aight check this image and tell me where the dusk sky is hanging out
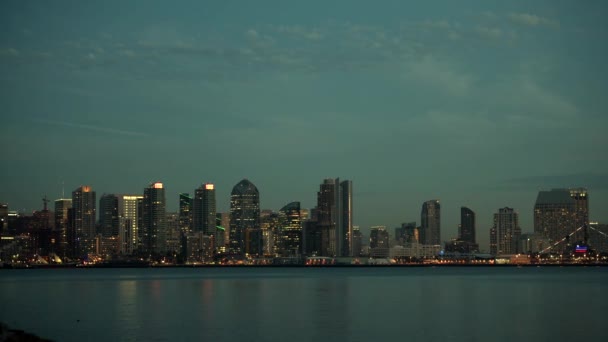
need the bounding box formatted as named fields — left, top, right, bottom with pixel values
left=1, top=1, right=607, bottom=250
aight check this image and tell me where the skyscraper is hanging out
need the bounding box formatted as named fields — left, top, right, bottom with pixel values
left=340, top=180, right=353, bottom=257
left=229, top=179, right=260, bottom=256
left=142, top=182, right=166, bottom=255
left=460, top=207, right=476, bottom=244
left=278, top=201, right=303, bottom=257
left=421, top=200, right=440, bottom=245
left=178, top=193, right=192, bottom=234
left=493, top=207, right=520, bottom=255
left=192, top=184, right=216, bottom=236
left=54, top=198, right=72, bottom=257
left=72, top=186, right=96, bottom=254
left=369, top=226, right=389, bottom=258
left=316, top=178, right=353, bottom=257
left=99, top=194, right=119, bottom=237
left=118, top=195, right=143, bottom=255
left=534, top=188, right=588, bottom=243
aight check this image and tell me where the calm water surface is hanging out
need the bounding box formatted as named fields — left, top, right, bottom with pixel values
left=1, top=267, right=607, bottom=342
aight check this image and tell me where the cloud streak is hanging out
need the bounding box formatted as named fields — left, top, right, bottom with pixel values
left=32, top=118, right=148, bottom=137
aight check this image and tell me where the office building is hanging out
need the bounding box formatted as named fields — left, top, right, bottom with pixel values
left=99, top=194, right=119, bottom=237
left=460, top=207, right=476, bottom=244
left=369, top=226, right=389, bottom=258
left=192, top=184, right=216, bottom=236
left=118, top=195, right=143, bottom=255
left=421, top=200, right=441, bottom=245
left=54, top=199, right=72, bottom=257
left=178, top=193, right=192, bottom=234
left=493, top=207, right=520, bottom=255
left=534, top=188, right=588, bottom=244
left=72, top=186, right=96, bottom=254
left=316, top=178, right=353, bottom=257
left=278, top=201, right=303, bottom=257
left=142, top=182, right=167, bottom=255
left=229, top=179, right=260, bottom=256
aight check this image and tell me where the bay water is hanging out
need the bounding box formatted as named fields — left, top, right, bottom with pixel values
left=1, top=267, right=606, bottom=341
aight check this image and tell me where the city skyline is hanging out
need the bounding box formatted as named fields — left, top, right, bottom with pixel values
left=0, top=179, right=601, bottom=252
left=1, top=1, right=607, bottom=249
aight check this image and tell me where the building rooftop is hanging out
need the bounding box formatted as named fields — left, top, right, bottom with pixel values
left=535, top=189, right=574, bottom=205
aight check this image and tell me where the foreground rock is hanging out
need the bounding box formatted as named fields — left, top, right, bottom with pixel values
left=0, top=323, right=52, bottom=342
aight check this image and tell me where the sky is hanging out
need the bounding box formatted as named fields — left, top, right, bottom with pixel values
left=1, top=0, right=607, bottom=251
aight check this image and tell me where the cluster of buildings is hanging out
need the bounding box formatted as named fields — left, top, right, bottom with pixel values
left=1, top=181, right=607, bottom=266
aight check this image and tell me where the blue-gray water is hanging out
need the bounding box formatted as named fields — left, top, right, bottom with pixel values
left=1, top=267, right=607, bottom=342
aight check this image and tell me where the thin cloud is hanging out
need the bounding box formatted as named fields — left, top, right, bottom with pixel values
left=33, top=118, right=148, bottom=137
left=507, top=12, right=559, bottom=28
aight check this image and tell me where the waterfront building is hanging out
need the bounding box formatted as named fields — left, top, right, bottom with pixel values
left=178, top=193, right=192, bottom=234
left=534, top=188, right=588, bottom=244
left=278, top=201, right=303, bottom=257
left=316, top=178, right=353, bottom=257
left=192, top=184, right=216, bottom=237
left=421, top=200, right=440, bottom=245
left=352, top=226, right=362, bottom=257
left=369, top=226, right=389, bottom=258
left=492, top=207, right=521, bottom=255
left=460, top=207, right=476, bottom=244
left=519, top=233, right=551, bottom=254
left=99, top=194, right=119, bottom=237
left=72, top=186, right=96, bottom=255
left=54, top=199, right=72, bottom=257
left=229, top=179, right=260, bottom=256
left=142, top=182, right=167, bottom=255
left=117, top=195, right=143, bottom=255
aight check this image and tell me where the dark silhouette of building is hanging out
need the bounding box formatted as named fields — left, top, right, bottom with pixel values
left=99, top=194, right=119, bottom=237
left=192, top=184, right=216, bottom=237
left=229, top=179, right=260, bottom=256
left=421, top=200, right=440, bottom=245
left=141, top=182, right=167, bottom=255
left=369, top=226, right=389, bottom=258
left=72, top=186, right=96, bottom=254
left=460, top=207, right=476, bottom=244
left=316, top=178, right=353, bottom=257
left=178, top=193, right=192, bottom=234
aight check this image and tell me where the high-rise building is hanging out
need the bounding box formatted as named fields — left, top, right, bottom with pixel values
left=192, top=184, right=216, bottom=237
left=492, top=207, right=520, bottom=255
left=216, top=212, right=229, bottom=251
left=352, top=226, right=362, bottom=257
left=278, top=201, right=303, bottom=257
left=369, top=226, right=389, bottom=258
left=316, top=178, right=353, bottom=257
left=118, top=195, right=143, bottom=255
left=72, top=186, right=96, bottom=254
left=178, top=193, right=192, bottom=234
left=534, top=188, right=588, bottom=244
left=0, top=203, right=8, bottom=235
left=142, top=182, right=167, bottom=255
left=54, top=199, right=72, bottom=257
left=99, top=194, right=119, bottom=237
left=421, top=200, right=441, bottom=245
left=340, top=180, right=353, bottom=257
left=460, top=207, right=475, bottom=244
left=229, top=179, right=260, bottom=256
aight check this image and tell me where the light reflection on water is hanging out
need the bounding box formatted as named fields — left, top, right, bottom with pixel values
left=1, top=267, right=607, bottom=342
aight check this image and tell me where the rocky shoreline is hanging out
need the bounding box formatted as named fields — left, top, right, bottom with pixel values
left=0, top=323, right=51, bottom=342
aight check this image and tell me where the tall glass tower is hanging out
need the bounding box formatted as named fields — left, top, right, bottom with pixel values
left=142, top=182, right=166, bottom=255
left=421, top=200, right=440, bottom=245
left=229, top=179, right=260, bottom=256
left=193, top=184, right=216, bottom=236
